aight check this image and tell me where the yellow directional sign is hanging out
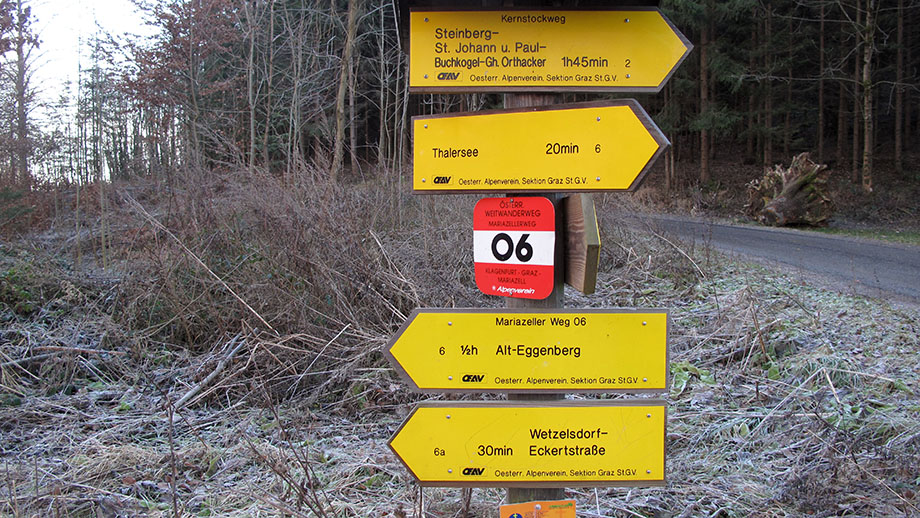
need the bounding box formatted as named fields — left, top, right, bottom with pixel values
left=413, top=100, right=668, bottom=193
left=409, top=9, right=692, bottom=93
left=385, top=308, right=668, bottom=392
left=388, top=401, right=667, bottom=487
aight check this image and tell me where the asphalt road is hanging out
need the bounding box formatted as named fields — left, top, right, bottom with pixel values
left=635, top=215, right=920, bottom=303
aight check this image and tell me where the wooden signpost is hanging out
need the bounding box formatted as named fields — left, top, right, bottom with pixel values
left=387, top=0, right=690, bottom=508
left=413, top=101, right=668, bottom=193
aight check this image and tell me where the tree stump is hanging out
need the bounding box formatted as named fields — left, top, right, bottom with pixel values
left=745, top=153, right=834, bottom=227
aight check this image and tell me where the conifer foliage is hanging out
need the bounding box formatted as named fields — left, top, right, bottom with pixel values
left=659, top=0, right=917, bottom=190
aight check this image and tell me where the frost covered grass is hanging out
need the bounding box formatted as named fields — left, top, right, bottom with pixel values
left=1, top=179, right=918, bottom=517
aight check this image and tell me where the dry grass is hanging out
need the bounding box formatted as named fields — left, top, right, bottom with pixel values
left=1, top=166, right=919, bottom=517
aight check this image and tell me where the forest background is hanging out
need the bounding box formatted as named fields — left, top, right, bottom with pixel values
left=0, top=0, right=917, bottom=204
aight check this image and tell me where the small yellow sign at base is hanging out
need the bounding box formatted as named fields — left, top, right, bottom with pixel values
left=501, top=499, right=576, bottom=518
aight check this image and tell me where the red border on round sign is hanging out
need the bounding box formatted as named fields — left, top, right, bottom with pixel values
left=473, top=197, right=555, bottom=300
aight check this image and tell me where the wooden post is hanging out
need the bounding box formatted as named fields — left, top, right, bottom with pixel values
left=504, top=92, right=566, bottom=504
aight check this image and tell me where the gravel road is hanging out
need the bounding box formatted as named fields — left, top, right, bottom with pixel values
left=635, top=215, right=920, bottom=303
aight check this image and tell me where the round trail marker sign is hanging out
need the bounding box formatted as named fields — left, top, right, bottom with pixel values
left=473, top=197, right=555, bottom=300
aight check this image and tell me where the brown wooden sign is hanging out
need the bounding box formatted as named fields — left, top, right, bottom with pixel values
left=563, top=194, right=600, bottom=295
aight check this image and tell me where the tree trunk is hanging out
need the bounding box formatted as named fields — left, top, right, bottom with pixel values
left=664, top=82, right=672, bottom=193
left=861, top=0, right=877, bottom=193
left=263, top=0, right=275, bottom=170
left=763, top=5, right=773, bottom=169
left=376, top=3, right=388, bottom=169
left=669, top=138, right=676, bottom=190
left=397, top=55, right=410, bottom=170
left=836, top=80, right=846, bottom=167
left=895, top=0, right=904, bottom=175
left=186, top=0, right=202, bottom=166
left=699, top=3, right=710, bottom=184
left=13, top=0, right=30, bottom=187
left=907, top=5, right=914, bottom=150
left=746, top=88, right=755, bottom=162
left=332, top=0, right=359, bottom=181
left=903, top=9, right=920, bottom=149
left=283, top=4, right=304, bottom=182
left=851, top=0, right=862, bottom=184
left=247, top=2, right=256, bottom=173
left=784, top=20, right=792, bottom=160
left=349, top=43, right=359, bottom=177
left=817, top=3, right=825, bottom=164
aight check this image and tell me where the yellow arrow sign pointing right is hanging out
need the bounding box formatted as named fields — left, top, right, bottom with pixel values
left=413, top=100, right=668, bottom=193
left=409, top=9, right=692, bottom=93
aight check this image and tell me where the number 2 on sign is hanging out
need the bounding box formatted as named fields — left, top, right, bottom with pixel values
left=491, top=233, right=533, bottom=262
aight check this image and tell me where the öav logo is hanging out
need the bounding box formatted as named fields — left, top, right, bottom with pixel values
left=437, top=72, right=460, bottom=80
left=462, top=467, right=485, bottom=476
left=433, top=176, right=451, bottom=184
left=461, top=374, right=485, bottom=383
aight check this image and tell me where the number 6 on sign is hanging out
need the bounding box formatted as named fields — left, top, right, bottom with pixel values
left=491, top=233, right=533, bottom=262
left=473, top=197, right=555, bottom=300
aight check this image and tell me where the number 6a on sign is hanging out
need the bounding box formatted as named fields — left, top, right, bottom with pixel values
left=473, top=197, right=555, bottom=300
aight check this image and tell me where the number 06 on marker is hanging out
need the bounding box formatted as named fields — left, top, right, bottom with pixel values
left=473, top=197, right=555, bottom=300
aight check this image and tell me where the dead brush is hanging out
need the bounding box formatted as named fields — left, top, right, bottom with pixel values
left=106, top=165, right=485, bottom=409
left=590, top=196, right=706, bottom=313
left=4, top=168, right=920, bottom=517
left=243, top=388, right=340, bottom=518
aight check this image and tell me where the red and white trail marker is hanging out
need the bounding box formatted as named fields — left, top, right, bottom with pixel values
left=473, top=197, right=555, bottom=300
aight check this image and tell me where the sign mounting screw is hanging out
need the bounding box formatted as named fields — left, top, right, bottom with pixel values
left=625, top=18, right=630, bottom=23
left=424, top=74, right=429, bottom=79
left=448, top=376, right=453, bottom=380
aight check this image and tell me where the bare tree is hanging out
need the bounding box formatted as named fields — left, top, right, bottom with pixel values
left=894, top=0, right=904, bottom=175
left=8, top=0, right=37, bottom=187
left=859, top=0, right=878, bottom=192
left=333, top=0, right=360, bottom=180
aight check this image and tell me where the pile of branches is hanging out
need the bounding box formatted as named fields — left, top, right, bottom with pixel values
left=745, top=152, right=835, bottom=226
